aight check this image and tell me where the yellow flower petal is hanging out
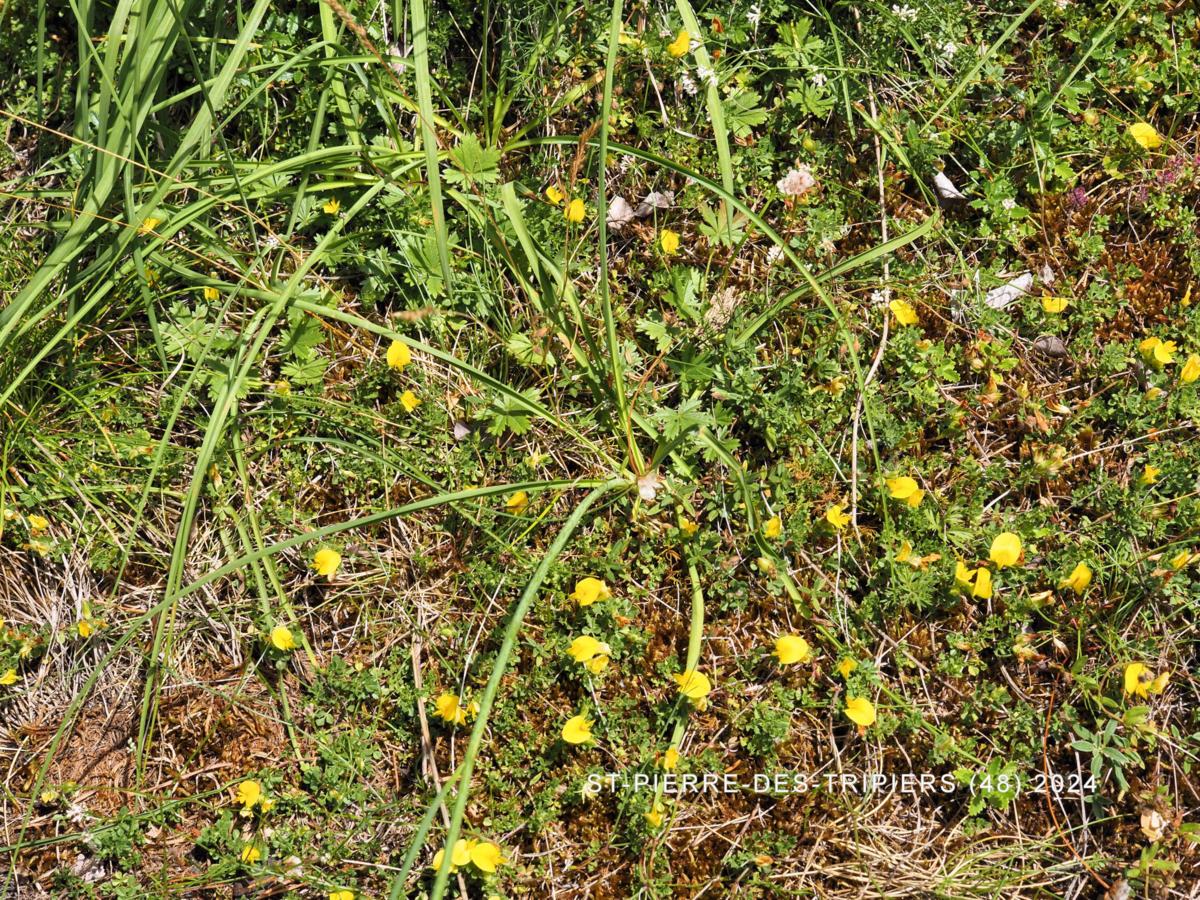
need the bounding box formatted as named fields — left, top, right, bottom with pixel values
left=763, top=516, right=782, bottom=539
left=0, top=669, right=17, bottom=686
left=1180, top=354, right=1200, bottom=384
left=400, top=390, right=421, bottom=413
left=469, top=840, right=505, bottom=873
left=431, top=838, right=473, bottom=871
left=661, top=747, right=680, bottom=771
left=329, top=891, right=355, bottom=900
left=773, top=635, right=812, bottom=666
left=270, top=625, right=297, bottom=652
left=545, top=185, right=565, bottom=206
left=236, top=780, right=262, bottom=809
left=241, top=845, right=261, bottom=863
left=844, top=696, right=876, bottom=727
left=323, top=198, right=341, bottom=215
left=1061, top=562, right=1092, bottom=594
left=825, top=504, right=851, bottom=530
left=27, top=514, right=49, bottom=535
left=1128, top=122, right=1162, bottom=150
left=312, top=547, right=342, bottom=578
left=1041, top=295, right=1069, bottom=314
left=667, top=28, right=690, bottom=57
left=569, top=577, right=611, bottom=607
left=673, top=669, right=712, bottom=702
left=660, top=229, right=681, bottom=254
left=568, top=635, right=613, bottom=673
left=1140, top=465, right=1160, bottom=486
left=1124, top=662, right=1151, bottom=698
left=562, top=714, right=594, bottom=745
left=888, top=299, right=919, bottom=326
left=989, top=532, right=1023, bottom=568
left=565, top=198, right=586, bottom=223
left=386, top=339, right=412, bottom=369
left=505, top=490, right=529, bottom=513
left=971, top=566, right=992, bottom=599
left=886, top=477, right=922, bottom=508
left=836, top=658, right=857, bottom=679
left=435, top=692, right=471, bottom=726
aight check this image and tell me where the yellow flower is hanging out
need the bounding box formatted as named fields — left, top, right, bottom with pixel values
left=545, top=185, right=566, bottom=206
left=836, top=658, right=857, bottom=679
left=469, top=840, right=506, bottom=873
left=1061, top=562, right=1092, bottom=594
left=1140, top=465, right=1160, bottom=486
left=644, top=801, right=666, bottom=828
left=77, top=620, right=93, bottom=638
left=971, top=566, right=993, bottom=600
left=565, top=198, right=586, bottom=223
left=240, top=845, right=261, bottom=863
left=236, top=780, right=263, bottom=809
left=569, top=577, right=611, bottom=607
left=1128, top=122, right=1162, bottom=149
left=138, top=216, right=162, bottom=235
left=1150, top=671, right=1170, bottom=693
left=673, top=669, right=712, bottom=704
left=203, top=286, right=220, bottom=301
left=270, top=624, right=297, bottom=652
left=660, top=229, right=681, bottom=254
left=844, top=696, right=876, bottom=728
left=312, top=547, right=342, bottom=578
left=661, top=747, right=680, bottom=771
left=774, top=635, right=812, bottom=666
left=667, top=28, right=691, bottom=57
left=323, top=198, right=341, bottom=215
left=386, top=338, right=412, bottom=369
left=888, top=299, right=919, bottom=326
left=678, top=517, right=698, bottom=537
left=562, top=713, right=594, bottom=745
left=763, top=516, right=782, bottom=539
left=505, top=490, right=530, bottom=514
left=954, top=560, right=975, bottom=593
left=824, top=504, right=851, bottom=530
left=886, top=476, right=923, bottom=508
left=568, top=635, right=613, bottom=674
left=400, top=390, right=421, bottom=413
left=0, top=668, right=17, bottom=686
left=1124, top=662, right=1153, bottom=697
left=434, top=692, right=476, bottom=726
left=329, top=891, right=355, bottom=900
left=431, top=839, right=472, bottom=872
left=27, top=514, right=49, bottom=535
left=1181, top=354, right=1200, bottom=384
left=1170, top=550, right=1192, bottom=570
left=1139, top=336, right=1177, bottom=367
left=989, top=532, right=1023, bottom=568
left=1041, top=296, right=1069, bottom=314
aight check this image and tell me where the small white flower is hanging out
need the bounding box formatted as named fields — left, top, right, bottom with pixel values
left=680, top=72, right=698, bottom=95
left=747, top=4, right=762, bottom=26
left=870, top=288, right=892, bottom=306
left=941, top=41, right=957, bottom=59
left=1001, top=198, right=1017, bottom=210
left=696, top=65, right=717, bottom=88
left=637, top=471, right=663, bottom=502
left=891, top=4, right=918, bottom=22
left=776, top=165, right=817, bottom=197
left=810, top=72, right=828, bottom=88
left=766, top=245, right=784, bottom=266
